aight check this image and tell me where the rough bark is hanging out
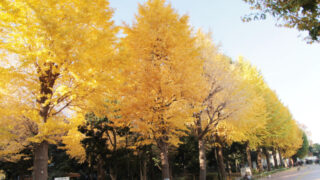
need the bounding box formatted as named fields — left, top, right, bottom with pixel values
left=217, top=146, right=227, bottom=180
left=33, top=141, right=48, bottom=180
left=19, top=174, right=24, bottom=180
left=140, top=154, right=147, bottom=180
left=226, top=160, right=231, bottom=175
left=34, top=62, right=59, bottom=179
left=263, top=148, right=271, bottom=171
left=278, top=148, right=284, bottom=167
left=198, top=138, right=207, bottom=180
left=169, top=161, right=173, bottom=180
left=97, top=158, right=106, bottom=180
left=160, top=141, right=170, bottom=180
left=109, top=166, right=117, bottom=180
left=235, top=159, right=239, bottom=172
left=195, top=113, right=207, bottom=180
left=272, top=148, right=278, bottom=169
left=127, top=152, right=131, bottom=179
left=183, top=159, right=187, bottom=179
left=256, top=148, right=263, bottom=172
left=149, top=147, right=154, bottom=180
left=245, top=143, right=252, bottom=170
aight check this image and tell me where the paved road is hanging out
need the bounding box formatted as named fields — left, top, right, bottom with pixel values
left=260, top=165, right=320, bottom=180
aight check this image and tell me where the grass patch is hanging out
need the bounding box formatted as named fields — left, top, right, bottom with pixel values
left=253, top=167, right=290, bottom=179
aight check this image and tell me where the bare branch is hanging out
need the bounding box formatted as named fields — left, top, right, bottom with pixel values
left=51, top=100, right=72, bottom=116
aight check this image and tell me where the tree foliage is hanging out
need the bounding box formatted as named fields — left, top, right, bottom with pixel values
left=294, top=131, right=309, bottom=159
left=0, top=0, right=306, bottom=179
left=243, top=0, right=320, bottom=42
left=310, top=143, right=320, bottom=158
left=120, top=0, right=205, bottom=178
left=121, top=0, right=205, bottom=146
left=0, top=0, right=118, bottom=178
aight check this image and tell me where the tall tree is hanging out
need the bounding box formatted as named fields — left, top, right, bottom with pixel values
left=234, top=58, right=268, bottom=170
left=256, top=87, right=303, bottom=169
left=293, top=131, right=309, bottom=160
left=193, top=31, right=248, bottom=180
left=121, top=0, right=205, bottom=179
left=270, top=112, right=303, bottom=162
left=261, top=88, right=287, bottom=170
left=0, top=0, right=117, bottom=179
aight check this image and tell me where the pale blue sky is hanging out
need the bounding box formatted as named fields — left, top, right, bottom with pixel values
left=109, top=0, right=320, bottom=143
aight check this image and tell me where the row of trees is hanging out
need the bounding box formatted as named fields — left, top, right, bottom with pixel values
left=0, top=0, right=303, bottom=179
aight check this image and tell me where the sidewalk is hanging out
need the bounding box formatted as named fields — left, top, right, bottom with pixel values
left=257, top=166, right=313, bottom=179
left=233, top=167, right=298, bottom=180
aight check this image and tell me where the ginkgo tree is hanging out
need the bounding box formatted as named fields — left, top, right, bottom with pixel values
left=261, top=88, right=287, bottom=170
left=0, top=0, right=306, bottom=179
left=268, top=103, right=302, bottom=167
left=234, top=58, right=268, bottom=170
left=120, top=0, right=205, bottom=179
left=0, top=69, right=32, bottom=163
left=0, top=0, right=118, bottom=179
left=192, top=31, right=251, bottom=180
left=282, top=124, right=304, bottom=159
left=250, top=85, right=303, bottom=171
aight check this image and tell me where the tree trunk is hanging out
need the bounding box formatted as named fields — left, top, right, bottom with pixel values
left=226, top=160, right=231, bottom=175
left=245, top=143, right=252, bottom=170
left=263, top=148, right=271, bottom=171
left=34, top=62, right=59, bottom=180
left=149, top=146, right=154, bottom=180
left=140, top=154, right=147, bottom=180
left=139, top=149, right=147, bottom=180
left=272, top=148, right=278, bottom=169
left=217, top=146, right=226, bottom=180
left=169, top=160, right=173, bottom=180
left=33, top=141, right=48, bottom=180
left=97, top=158, right=106, bottom=180
left=183, top=157, right=187, bottom=179
left=199, top=138, right=206, bottom=180
left=160, top=141, right=170, bottom=180
left=278, top=148, right=284, bottom=167
left=110, top=166, right=117, bottom=180
left=196, top=113, right=207, bottom=180
left=89, top=174, right=94, bottom=180
left=256, top=148, right=263, bottom=172
left=235, top=159, right=239, bottom=172
left=89, top=165, right=94, bottom=180
left=290, top=158, right=294, bottom=167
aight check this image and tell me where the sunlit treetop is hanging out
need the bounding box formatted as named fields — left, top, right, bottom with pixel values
left=228, top=58, right=269, bottom=149
left=0, top=0, right=119, bottom=158
left=120, top=0, right=206, bottom=147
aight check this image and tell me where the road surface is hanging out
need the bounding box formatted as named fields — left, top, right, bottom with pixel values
left=260, top=165, right=320, bottom=180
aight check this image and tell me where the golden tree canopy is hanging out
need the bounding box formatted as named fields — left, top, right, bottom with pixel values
left=120, top=0, right=205, bottom=147
left=0, top=0, right=118, bottom=159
